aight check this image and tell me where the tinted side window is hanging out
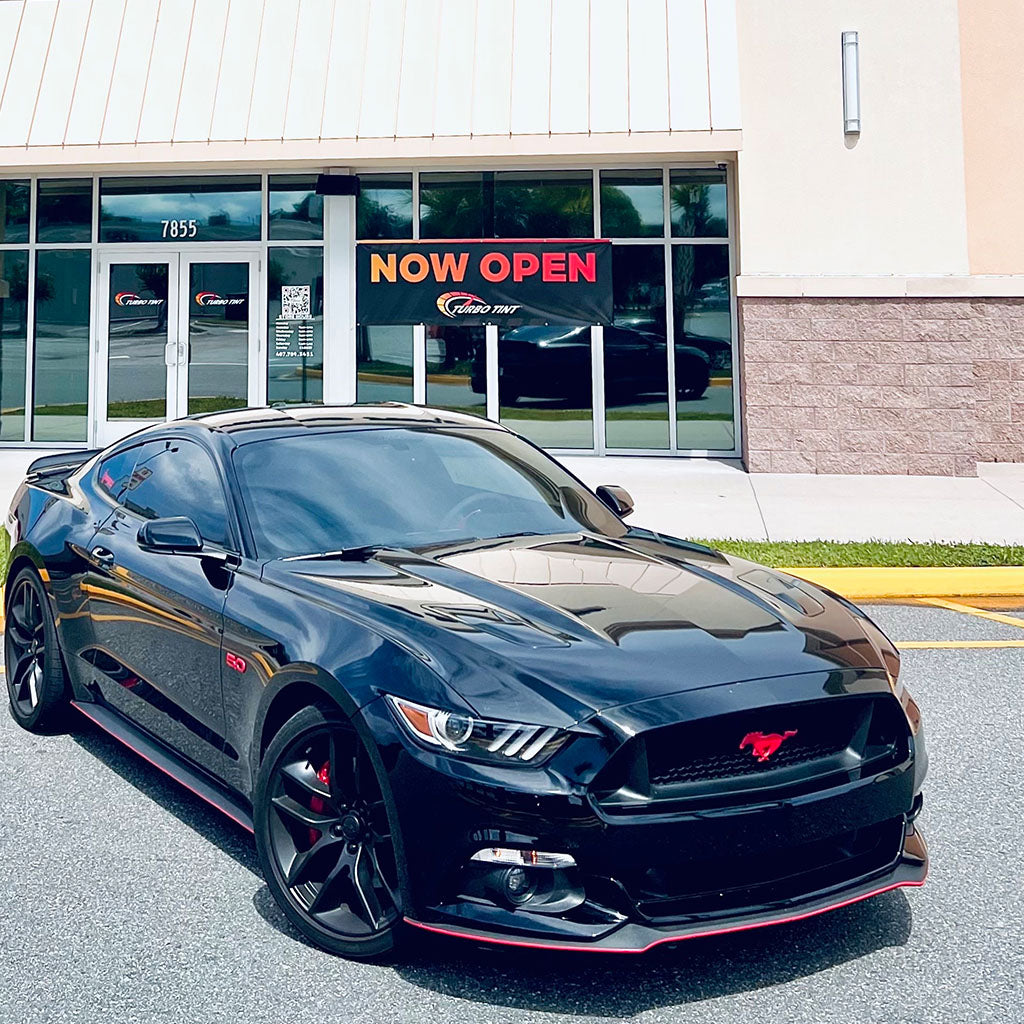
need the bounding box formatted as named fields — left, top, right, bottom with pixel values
left=97, top=447, right=143, bottom=502
left=119, top=438, right=232, bottom=548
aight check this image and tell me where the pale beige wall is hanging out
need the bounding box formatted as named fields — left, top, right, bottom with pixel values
left=959, top=0, right=1024, bottom=274
left=735, top=1, right=969, bottom=280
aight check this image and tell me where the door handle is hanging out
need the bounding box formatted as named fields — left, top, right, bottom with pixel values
left=90, top=546, right=116, bottom=568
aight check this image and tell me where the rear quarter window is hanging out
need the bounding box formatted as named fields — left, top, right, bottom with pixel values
left=96, top=447, right=141, bottom=502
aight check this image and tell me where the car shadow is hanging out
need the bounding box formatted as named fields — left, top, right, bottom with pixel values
left=68, top=715, right=261, bottom=876
left=67, top=714, right=916, bottom=1014
left=391, top=893, right=914, bottom=1015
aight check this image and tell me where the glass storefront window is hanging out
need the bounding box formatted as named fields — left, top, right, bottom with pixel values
left=268, top=247, right=323, bottom=405
left=498, top=326, right=593, bottom=450
left=357, top=325, right=414, bottom=403
left=600, top=170, right=664, bottom=238
left=425, top=325, right=486, bottom=416
left=33, top=250, right=91, bottom=441
left=0, top=249, right=28, bottom=440
left=670, top=170, right=728, bottom=238
left=357, top=174, right=413, bottom=239
left=0, top=180, right=30, bottom=244
left=493, top=171, right=593, bottom=237
left=100, top=176, right=261, bottom=243
left=268, top=175, right=323, bottom=240
left=605, top=246, right=668, bottom=450
left=673, top=244, right=734, bottom=451
left=37, top=179, right=93, bottom=242
left=420, top=173, right=488, bottom=239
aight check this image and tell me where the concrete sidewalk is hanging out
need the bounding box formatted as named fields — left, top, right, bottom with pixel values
left=562, top=458, right=1024, bottom=544
left=3, top=448, right=1024, bottom=545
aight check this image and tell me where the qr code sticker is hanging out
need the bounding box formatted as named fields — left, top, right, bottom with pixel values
left=281, top=285, right=311, bottom=320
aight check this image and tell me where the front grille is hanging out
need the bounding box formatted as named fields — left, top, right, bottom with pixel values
left=594, top=694, right=908, bottom=811
left=629, top=817, right=905, bottom=921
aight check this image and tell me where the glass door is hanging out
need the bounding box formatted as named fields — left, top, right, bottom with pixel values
left=95, top=252, right=260, bottom=447
left=96, top=254, right=179, bottom=447
left=178, top=256, right=259, bottom=417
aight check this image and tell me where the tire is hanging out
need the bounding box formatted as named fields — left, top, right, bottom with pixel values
left=254, top=705, right=401, bottom=959
left=4, top=566, right=69, bottom=732
left=676, top=359, right=711, bottom=401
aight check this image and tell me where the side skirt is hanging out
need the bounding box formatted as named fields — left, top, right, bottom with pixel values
left=71, top=700, right=255, bottom=834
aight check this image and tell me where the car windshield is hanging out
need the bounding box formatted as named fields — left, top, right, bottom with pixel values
left=232, top=426, right=626, bottom=559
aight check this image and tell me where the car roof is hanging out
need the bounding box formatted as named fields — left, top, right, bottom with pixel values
left=117, top=403, right=504, bottom=448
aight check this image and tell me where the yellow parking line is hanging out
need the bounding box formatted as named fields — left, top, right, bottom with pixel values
left=917, top=597, right=1024, bottom=630
left=896, top=640, right=1024, bottom=649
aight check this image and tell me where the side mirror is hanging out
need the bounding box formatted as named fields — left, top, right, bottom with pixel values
left=596, top=484, right=634, bottom=518
left=138, top=516, right=204, bottom=554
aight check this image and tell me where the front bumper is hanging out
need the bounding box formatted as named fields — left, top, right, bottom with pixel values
left=362, top=686, right=928, bottom=953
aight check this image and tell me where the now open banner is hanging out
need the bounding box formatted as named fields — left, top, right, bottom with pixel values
left=356, top=240, right=612, bottom=326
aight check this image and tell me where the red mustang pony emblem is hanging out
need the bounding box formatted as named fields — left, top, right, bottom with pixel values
left=739, top=730, right=798, bottom=762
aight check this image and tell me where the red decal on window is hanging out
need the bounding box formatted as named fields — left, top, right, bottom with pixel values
left=225, top=652, right=247, bottom=673
left=101, top=472, right=115, bottom=489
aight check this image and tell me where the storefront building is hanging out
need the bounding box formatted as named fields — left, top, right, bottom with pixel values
left=0, top=0, right=1020, bottom=474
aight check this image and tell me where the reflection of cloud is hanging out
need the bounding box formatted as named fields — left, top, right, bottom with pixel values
left=102, top=193, right=259, bottom=224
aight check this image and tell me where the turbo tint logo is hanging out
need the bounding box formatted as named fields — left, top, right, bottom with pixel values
left=195, top=291, right=245, bottom=307
left=436, top=291, right=521, bottom=318
left=114, top=291, right=164, bottom=307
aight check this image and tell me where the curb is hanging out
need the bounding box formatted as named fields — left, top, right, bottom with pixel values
left=781, top=565, right=1024, bottom=600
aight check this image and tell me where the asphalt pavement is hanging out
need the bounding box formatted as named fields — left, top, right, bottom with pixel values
left=0, top=601, right=1021, bottom=1024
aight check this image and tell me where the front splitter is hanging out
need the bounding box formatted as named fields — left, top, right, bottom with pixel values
left=405, top=838, right=928, bottom=954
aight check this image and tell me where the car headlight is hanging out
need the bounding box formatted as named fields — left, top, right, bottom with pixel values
left=384, top=695, right=567, bottom=764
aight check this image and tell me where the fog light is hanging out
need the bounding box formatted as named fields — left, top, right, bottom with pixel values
left=502, top=866, right=537, bottom=905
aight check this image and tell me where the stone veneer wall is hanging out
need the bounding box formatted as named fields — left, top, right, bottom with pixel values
left=739, top=296, right=1024, bottom=476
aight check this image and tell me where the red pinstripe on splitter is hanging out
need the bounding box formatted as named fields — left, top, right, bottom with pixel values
left=404, top=878, right=927, bottom=954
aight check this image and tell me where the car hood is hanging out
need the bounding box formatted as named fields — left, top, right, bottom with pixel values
left=267, top=533, right=891, bottom=727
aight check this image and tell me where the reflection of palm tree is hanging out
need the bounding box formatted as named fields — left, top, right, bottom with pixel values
left=358, top=196, right=409, bottom=239
left=670, top=183, right=726, bottom=237
left=136, top=264, right=169, bottom=333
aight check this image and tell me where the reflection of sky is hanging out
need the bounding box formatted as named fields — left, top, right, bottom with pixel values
left=608, top=184, right=663, bottom=233
left=101, top=192, right=260, bottom=226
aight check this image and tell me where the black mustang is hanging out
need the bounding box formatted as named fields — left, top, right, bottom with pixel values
left=4, top=405, right=927, bottom=958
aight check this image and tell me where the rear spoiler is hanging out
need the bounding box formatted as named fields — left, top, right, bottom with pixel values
left=26, top=449, right=102, bottom=482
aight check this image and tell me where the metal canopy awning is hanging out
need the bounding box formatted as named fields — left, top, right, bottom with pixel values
left=0, top=0, right=740, bottom=170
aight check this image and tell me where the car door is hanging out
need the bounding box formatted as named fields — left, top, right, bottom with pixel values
left=83, top=436, right=237, bottom=781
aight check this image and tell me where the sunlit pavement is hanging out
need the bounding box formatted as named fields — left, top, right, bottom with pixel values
left=0, top=599, right=1021, bottom=1024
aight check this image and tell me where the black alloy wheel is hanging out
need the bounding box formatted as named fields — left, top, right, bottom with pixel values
left=4, top=567, right=68, bottom=730
left=254, top=706, right=400, bottom=958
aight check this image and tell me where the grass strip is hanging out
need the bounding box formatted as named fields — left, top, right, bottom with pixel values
left=698, top=538, right=1024, bottom=568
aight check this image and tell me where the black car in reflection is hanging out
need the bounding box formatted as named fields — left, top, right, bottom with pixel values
left=5, top=405, right=927, bottom=959
left=472, top=325, right=723, bottom=406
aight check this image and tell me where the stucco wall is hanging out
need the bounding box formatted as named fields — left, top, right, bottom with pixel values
left=958, top=0, right=1024, bottom=275
left=734, top=0, right=969, bottom=279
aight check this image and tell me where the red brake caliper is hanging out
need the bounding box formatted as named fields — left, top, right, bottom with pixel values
left=308, top=761, right=330, bottom=848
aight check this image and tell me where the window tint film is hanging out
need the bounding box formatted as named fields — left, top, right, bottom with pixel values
left=670, top=170, right=728, bottom=238
left=97, top=446, right=142, bottom=502
left=0, top=249, right=28, bottom=440
left=233, top=427, right=624, bottom=559
left=37, top=179, right=93, bottom=242
left=0, top=180, right=30, bottom=244
left=33, top=250, right=91, bottom=442
left=357, top=174, right=413, bottom=239
left=357, top=325, right=413, bottom=403
left=119, top=438, right=231, bottom=548
left=268, top=247, right=324, bottom=404
left=600, top=170, right=663, bottom=238
left=268, top=175, right=323, bottom=240
left=100, top=176, right=261, bottom=242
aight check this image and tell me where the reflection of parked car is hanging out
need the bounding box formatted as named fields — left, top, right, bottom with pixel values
left=471, top=325, right=711, bottom=406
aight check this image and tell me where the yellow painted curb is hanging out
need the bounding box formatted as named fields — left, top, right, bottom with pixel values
left=781, top=566, right=1024, bottom=600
